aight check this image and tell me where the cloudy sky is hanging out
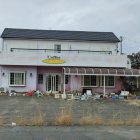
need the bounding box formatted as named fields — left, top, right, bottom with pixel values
left=0, top=0, right=139, bottom=54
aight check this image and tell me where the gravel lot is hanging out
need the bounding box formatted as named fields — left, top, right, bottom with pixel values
left=0, top=96, right=139, bottom=125
left=0, top=96, right=139, bottom=140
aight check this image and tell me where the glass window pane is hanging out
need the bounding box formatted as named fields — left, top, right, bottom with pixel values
left=65, top=75, right=69, bottom=84
left=84, top=75, right=97, bottom=86
left=54, top=44, right=61, bottom=53
left=38, top=74, right=43, bottom=84
left=84, top=75, right=90, bottom=86
left=91, top=76, right=96, bottom=86
left=99, top=76, right=114, bottom=87
left=10, top=73, right=14, bottom=85
left=9, top=72, right=25, bottom=86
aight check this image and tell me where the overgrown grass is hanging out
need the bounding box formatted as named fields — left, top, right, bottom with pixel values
left=31, top=98, right=46, bottom=126
left=16, top=111, right=46, bottom=126
left=0, top=116, right=5, bottom=126
left=79, top=114, right=104, bottom=125
left=31, top=111, right=46, bottom=126
left=79, top=117, right=140, bottom=126
left=16, top=98, right=46, bottom=126
left=55, top=113, right=72, bottom=126
left=16, top=116, right=29, bottom=126
left=55, top=102, right=73, bottom=126
left=127, top=100, right=140, bottom=106
left=108, top=119, right=125, bottom=125
left=79, top=115, right=93, bottom=125
left=79, top=109, right=140, bottom=126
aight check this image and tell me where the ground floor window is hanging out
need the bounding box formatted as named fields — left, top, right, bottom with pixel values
left=82, top=75, right=97, bottom=86
left=38, top=74, right=43, bottom=84
left=65, top=75, right=69, bottom=84
left=9, top=72, right=26, bottom=86
left=99, top=76, right=115, bottom=87
left=81, top=75, right=115, bottom=87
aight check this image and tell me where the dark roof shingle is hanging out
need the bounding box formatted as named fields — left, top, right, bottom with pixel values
left=1, top=28, right=120, bottom=42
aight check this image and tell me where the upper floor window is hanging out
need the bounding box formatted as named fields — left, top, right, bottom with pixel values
left=9, top=72, right=26, bottom=86
left=54, top=44, right=61, bottom=53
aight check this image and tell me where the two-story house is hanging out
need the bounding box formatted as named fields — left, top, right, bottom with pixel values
left=0, top=28, right=139, bottom=97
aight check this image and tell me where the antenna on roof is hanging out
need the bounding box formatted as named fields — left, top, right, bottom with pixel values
left=120, top=36, right=123, bottom=54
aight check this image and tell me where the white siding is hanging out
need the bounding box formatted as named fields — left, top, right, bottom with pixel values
left=0, top=38, right=128, bottom=68
left=0, top=51, right=127, bottom=68
left=3, top=39, right=118, bottom=54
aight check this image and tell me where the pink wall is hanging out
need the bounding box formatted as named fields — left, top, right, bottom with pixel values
left=37, top=66, right=63, bottom=73
left=1, top=66, right=63, bottom=92
left=37, top=66, right=63, bottom=91
left=67, top=76, right=123, bottom=94
left=69, top=75, right=81, bottom=91
left=0, top=65, right=124, bottom=94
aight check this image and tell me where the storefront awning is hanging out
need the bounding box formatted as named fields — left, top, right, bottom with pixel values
left=63, top=67, right=140, bottom=76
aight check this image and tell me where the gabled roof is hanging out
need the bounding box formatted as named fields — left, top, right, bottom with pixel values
left=1, top=28, right=120, bottom=42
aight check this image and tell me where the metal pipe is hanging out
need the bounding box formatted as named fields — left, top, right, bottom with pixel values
left=104, top=75, right=106, bottom=96
left=137, top=77, right=139, bottom=88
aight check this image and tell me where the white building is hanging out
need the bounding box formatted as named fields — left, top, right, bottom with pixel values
left=0, top=28, right=139, bottom=95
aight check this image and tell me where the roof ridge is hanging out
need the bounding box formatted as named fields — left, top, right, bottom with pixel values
left=3, top=28, right=114, bottom=34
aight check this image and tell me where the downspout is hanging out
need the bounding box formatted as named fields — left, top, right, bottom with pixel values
left=104, top=75, right=106, bottom=96
left=120, top=36, right=123, bottom=54
left=62, top=67, right=66, bottom=99
left=136, top=77, right=139, bottom=89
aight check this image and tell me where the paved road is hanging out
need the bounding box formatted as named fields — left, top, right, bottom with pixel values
left=0, top=126, right=140, bottom=140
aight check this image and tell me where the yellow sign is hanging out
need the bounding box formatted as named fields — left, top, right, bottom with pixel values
left=42, top=59, right=65, bottom=64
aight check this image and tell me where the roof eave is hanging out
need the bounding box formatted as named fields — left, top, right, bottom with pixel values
left=1, top=36, right=120, bottom=42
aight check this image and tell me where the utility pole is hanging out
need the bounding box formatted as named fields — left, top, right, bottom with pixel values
left=120, top=36, right=123, bottom=54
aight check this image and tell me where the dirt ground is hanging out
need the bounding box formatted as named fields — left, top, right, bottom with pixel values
left=0, top=96, right=139, bottom=125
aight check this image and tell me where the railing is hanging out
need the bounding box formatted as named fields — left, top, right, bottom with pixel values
left=10, top=48, right=112, bottom=55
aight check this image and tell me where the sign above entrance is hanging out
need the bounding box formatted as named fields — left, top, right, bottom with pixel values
left=42, top=56, right=65, bottom=64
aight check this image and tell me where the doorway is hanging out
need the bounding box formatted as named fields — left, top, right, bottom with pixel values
left=46, top=74, right=60, bottom=92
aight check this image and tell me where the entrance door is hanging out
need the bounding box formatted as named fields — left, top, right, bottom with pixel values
left=46, top=74, right=59, bottom=92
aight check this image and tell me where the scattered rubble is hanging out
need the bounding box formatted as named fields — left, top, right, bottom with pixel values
left=0, top=87, right=140, bottom=103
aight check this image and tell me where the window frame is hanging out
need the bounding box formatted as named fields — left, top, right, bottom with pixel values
left=65, top=75, right=69, bottom=84
left=38, top=74, right=43, bottom=84
left=99, top=76, right=115, bottom=87
left=9, top=71, right=26, bottom=86
left=81, top=75, right=97, bottom=87
left=54, top=44, right=61, bottom=53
